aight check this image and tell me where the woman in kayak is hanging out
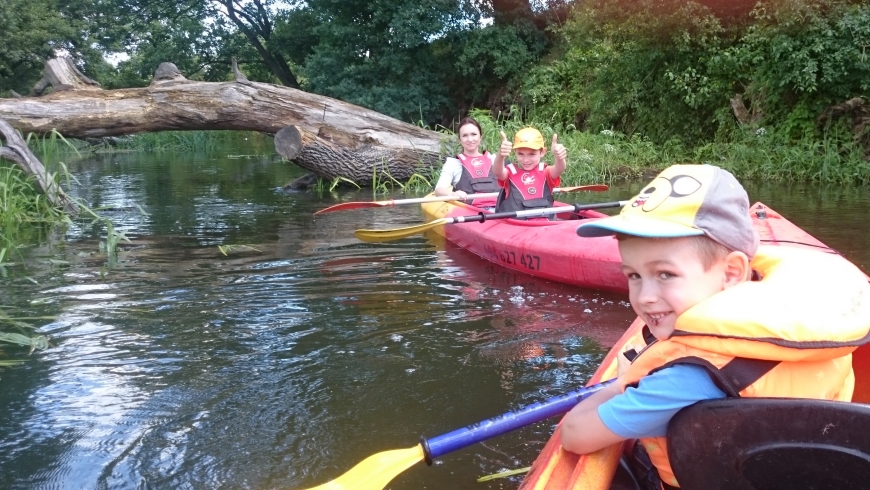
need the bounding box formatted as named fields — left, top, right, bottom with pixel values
left=491, top=127, right=568, bottom=216
left=434, top=117, right=500, bottom=204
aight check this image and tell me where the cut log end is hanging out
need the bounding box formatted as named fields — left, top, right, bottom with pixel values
left=275, top=126, right=304, bottom=160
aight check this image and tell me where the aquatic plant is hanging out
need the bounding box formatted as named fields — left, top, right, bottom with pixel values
left=0, top=307, right=51, bottom=367
left=218, top=244, right=263, bottom=256
left=99, top=220, right=131, bottom=261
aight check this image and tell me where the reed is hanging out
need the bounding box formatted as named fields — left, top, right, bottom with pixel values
left=26, top=130, right=86, bottom=161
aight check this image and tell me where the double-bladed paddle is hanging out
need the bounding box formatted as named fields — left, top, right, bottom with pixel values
left=300, top=378, right=617, bottom=490
left=313, top=185, right=609, bottom=215
left=354, top=200, right=629, bottom=243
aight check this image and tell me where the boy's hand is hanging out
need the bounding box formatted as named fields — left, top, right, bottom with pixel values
left=499, top=131, right=512, bottom=157
left=551, top=134, right=567, bottom=164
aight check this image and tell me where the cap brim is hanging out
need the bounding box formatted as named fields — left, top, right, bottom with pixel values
left=576, top=214, right=705, bottom=239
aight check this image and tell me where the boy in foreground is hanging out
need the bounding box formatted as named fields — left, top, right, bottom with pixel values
left=562, top=164, right=870, bottom=489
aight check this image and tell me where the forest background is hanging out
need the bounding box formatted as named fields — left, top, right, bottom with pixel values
left=1, top=0, right=870, bottom=185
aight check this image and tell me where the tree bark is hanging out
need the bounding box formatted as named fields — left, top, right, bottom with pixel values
left=275, top=126, right=439, bottom=182
left=0, top=59, right=448, bottom=187
left=818, top=97, right=870, bottom=154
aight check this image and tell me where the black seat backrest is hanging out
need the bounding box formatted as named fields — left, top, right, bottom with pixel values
left=667, top=398, right=870, bottom=490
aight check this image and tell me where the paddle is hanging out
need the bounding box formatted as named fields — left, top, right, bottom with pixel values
left=313, top=185, right=609, bottom=215
left=301, top=378, right=617, bottom=490
left=354, top=200, right=629, bottom=243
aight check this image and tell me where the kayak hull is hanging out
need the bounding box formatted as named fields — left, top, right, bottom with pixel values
left=422, top=199, right=628, bottom=292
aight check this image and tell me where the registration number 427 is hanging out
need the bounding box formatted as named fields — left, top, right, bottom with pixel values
left=500, top=250, right=541, bottom=271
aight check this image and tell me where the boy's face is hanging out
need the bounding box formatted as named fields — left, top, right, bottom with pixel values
left=514, top=147, right=545, bottom=170
left=618, top=236, right=728, bottom=340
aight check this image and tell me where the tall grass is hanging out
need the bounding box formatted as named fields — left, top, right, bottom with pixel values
left=112, top=131, right=271, bottom=153
left=0, top=163, right=70, bottom=247
left=27, top=130, right=273, bottom=155
left=461, top=110, right=870, bottom=187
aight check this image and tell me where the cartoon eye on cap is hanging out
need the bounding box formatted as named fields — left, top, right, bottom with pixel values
left=637, top=174, right=703, bottom=212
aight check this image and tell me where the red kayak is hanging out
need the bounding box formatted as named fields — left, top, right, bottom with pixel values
left=421, top=198, right=833, bottom=294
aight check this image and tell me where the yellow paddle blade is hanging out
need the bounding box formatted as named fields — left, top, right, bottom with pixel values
left=301, top=445, right=425, bottom=490
left=354, top=218, right=449, bottom=243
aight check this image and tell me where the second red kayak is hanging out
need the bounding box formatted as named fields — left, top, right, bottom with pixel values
left=420, top=197, right=836, bottom=294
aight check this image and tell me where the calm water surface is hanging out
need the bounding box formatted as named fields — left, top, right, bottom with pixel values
left=0, top=147, right=868, bottom=490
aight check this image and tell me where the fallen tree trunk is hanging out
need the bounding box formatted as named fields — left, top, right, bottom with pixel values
left=274, top=126, right=438, bottom=182
left=0, top=59, right=448, bottom=185
left=0, top=119, right=78, bottom=213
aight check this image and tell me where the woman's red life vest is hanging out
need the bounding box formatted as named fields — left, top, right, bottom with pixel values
left=619, top=246, right=870, bottom=487
left=495, top=163, right=555, bottom=215
left=454, top=153, right=499, bottom=194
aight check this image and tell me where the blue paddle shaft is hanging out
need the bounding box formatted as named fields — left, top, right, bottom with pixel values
left=421, top=379, right=616, bottom=463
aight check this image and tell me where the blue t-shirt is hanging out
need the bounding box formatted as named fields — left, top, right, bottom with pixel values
left=598, top=363, right=727, bottom=438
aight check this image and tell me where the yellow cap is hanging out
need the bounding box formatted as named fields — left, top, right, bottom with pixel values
left=513, top=128, right=545, bottom=150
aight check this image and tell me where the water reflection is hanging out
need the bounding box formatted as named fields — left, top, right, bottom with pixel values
left=0, top=149, right=867, bottom=490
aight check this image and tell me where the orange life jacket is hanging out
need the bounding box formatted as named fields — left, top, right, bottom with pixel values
left=620, top=246, right=870, bottom=488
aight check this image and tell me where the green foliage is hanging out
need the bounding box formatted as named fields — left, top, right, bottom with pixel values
left=520, top=0, right=731, bottom=142
left=728, top=1, right=870, bottom=139
left=0, top=0, right=80, bottom=95
left=99, top=220, right=131, bottom=261
left=0, top=307, right=51, bottom=364
left=300, top=0, right=554, bottom=123
left=302, top=0, right=473, bottom=122
left=0, top=161, right=70, bottom=246
left=519, top=0, right=870, bottom=148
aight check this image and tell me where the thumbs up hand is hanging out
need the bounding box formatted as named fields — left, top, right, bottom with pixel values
left=499, top=131, right=512, bottom=157
left=551, top=134, right=567, bottom=164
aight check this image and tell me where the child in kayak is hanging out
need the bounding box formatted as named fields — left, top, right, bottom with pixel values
left=434, top=117, right=499, bottom=206
left=491, top=127, right=568, bottom=216
left=562, top=164, right=870, bottom=489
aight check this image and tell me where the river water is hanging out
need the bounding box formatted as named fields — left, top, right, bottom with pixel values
left=0, top=146, right=868, bottom=490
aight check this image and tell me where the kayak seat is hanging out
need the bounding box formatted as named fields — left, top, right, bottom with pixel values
left=667, top=397, right=870, bottom=490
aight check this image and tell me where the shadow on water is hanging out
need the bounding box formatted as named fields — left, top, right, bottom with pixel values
left=0, top=149, right=867, bottom=490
